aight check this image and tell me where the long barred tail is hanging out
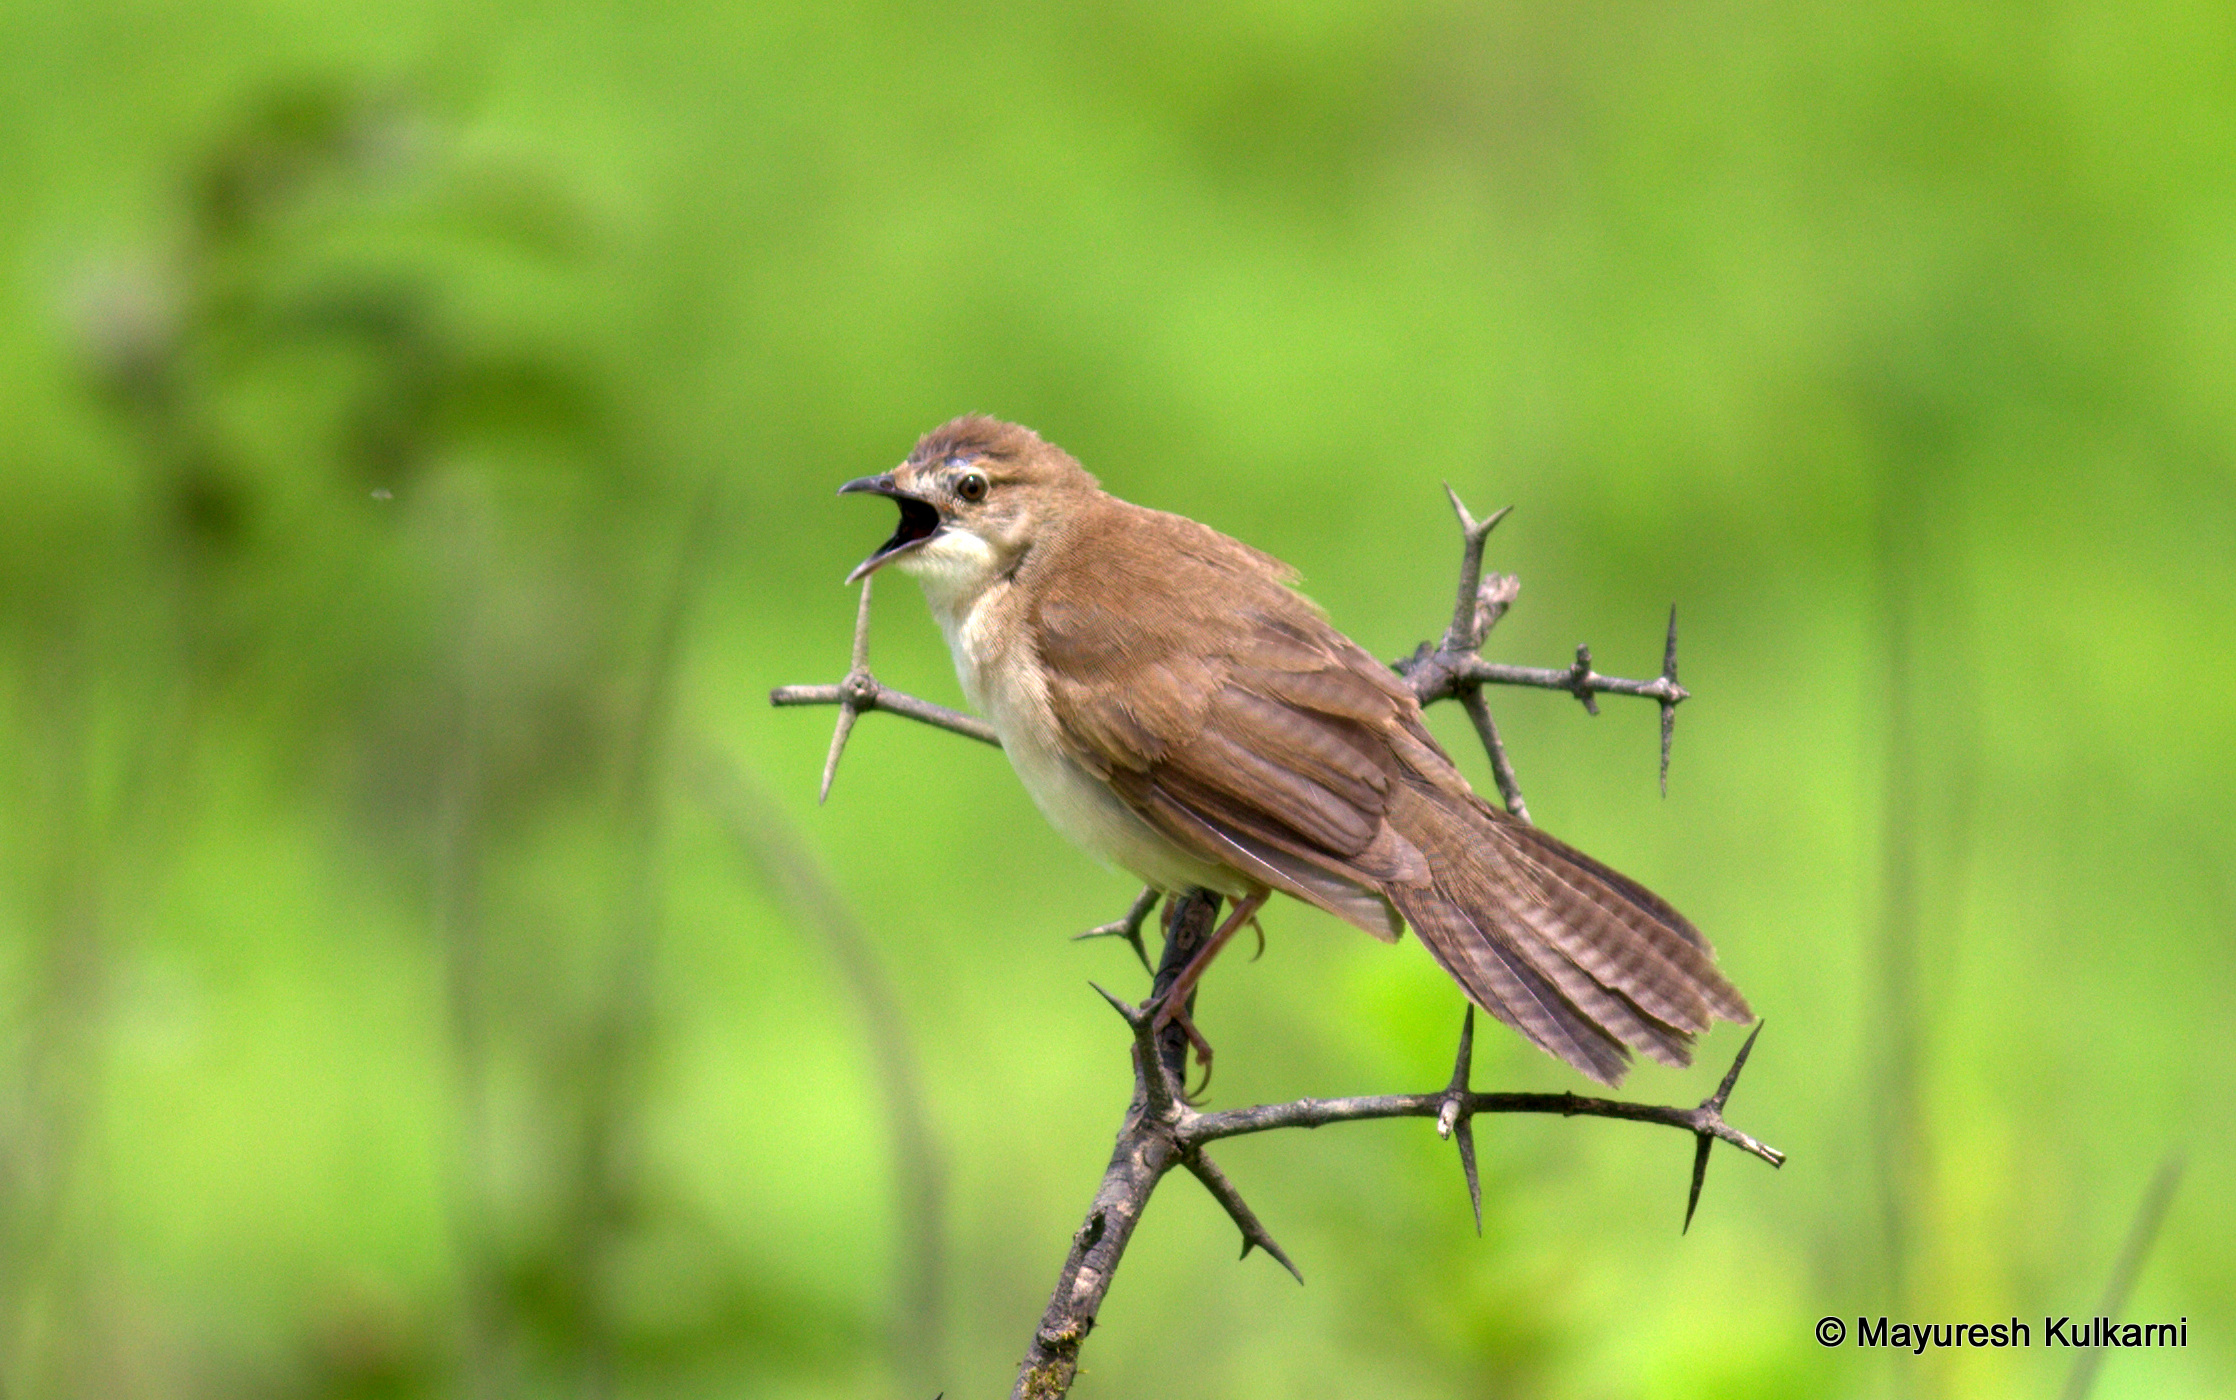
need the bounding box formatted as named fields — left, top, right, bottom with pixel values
left=1384, top=779, right=1751, bottom=1086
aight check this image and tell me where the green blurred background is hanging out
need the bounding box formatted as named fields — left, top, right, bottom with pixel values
left=2, top=2, right=2231, bottom=1397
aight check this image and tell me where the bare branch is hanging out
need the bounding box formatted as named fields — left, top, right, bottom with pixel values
left=1394, top=488, right=1686, bottom=806
left=1012, top=893, right=1221, bottom=1400
left=770, top=678, right=997, bottom=748
left=1013, top=978, right=1782, bottom=1397
left=1180, top=1033, right=1784, bottom=1176
left=1456, top=655, right=1688, bottom=709
left=1018, top=898, right=1779, bottom=1398
left=767, top=576, right=999, bottom=804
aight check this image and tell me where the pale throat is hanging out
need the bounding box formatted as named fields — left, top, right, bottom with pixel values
left=894, top=523, right=1001, bottom=644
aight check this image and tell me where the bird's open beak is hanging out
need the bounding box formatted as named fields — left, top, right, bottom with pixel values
left=839, top=472, right=944, bottom=583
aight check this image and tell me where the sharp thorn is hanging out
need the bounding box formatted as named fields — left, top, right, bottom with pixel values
left=816, top=703, right=859, bottom=805
left=1072, top=923, right=1152, bottom=974
left=1075, top=889, right=1159, bottom=974
left=1269, top=1243, right=1305, bottom=1285
left=1710, top=1021, right=1766, bottom=1112
left=1439, top=1006, right=1476, bottom=1138
left=1074, top=919, right=1154, bottom=974
left=848, top=575, right=876, bottom=671
left=1684, top=1130, right=1713, bottom=1234
left=1188, top=1154, right=1305, bottom=1284
left=1124, top=927, right=1151, bottom=972
left=1088, top=981, right=1147, bottom=1029
left=1448, top=1004, right=1476, bottom=1096
left=1659, top=603, right=1679, bottom=798
left=1441, top=486, right=1514, bottom=544
left=1457, top=1117, right=1483, bottom=1236
left=1442, top=482, right=1476, bottom=534
left=1253, top=1228, right=1305, bottom=1285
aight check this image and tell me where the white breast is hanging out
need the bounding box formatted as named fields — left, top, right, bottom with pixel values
left=903, top=542, right=1247, bottom=898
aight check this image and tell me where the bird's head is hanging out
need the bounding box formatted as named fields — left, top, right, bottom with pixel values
left=840, top=416, right=1099, bottom=594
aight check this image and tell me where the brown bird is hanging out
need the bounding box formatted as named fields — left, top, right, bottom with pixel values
left=841, top=415, right=1750, bottom=1086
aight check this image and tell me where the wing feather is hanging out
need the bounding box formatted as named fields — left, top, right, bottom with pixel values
left=1021, top=493, right=1748, bottom=1087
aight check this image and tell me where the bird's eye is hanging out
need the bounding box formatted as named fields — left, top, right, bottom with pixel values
left=956, top=471, right=989, bottom=503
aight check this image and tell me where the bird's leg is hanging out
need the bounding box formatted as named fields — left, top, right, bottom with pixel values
left=1152, top=890, right=1268, bottom=1094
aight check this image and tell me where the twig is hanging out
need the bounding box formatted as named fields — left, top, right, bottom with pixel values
left=1457, top=687, right=1531, bottom=824
left=1456, top=654, right=1687, bottom=710
left=1180, top=1030, right=1782, bottom=1174
left=1394, top=487, right=1688, bottom=818
left=768, top=574, right=998, bottom=805
left=1019, top=893, right=1221, bottom=1398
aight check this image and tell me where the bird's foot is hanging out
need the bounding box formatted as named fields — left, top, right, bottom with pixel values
left=1151, top=996, right=1218, bottom=1104
left=1144, top=889, right=1268, bottom=1103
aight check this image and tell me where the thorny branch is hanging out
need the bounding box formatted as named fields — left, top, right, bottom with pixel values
left=769, top=574, right=996, bottom=804
left=770, top=487, right=1778, bottom=1399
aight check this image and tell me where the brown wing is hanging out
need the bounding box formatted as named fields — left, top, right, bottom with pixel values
left=1028, top=501, right=1436, bottom=938
left=1025, top=496, right=1751, bottom=1088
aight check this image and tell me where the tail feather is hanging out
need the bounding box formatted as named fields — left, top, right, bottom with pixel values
left=1496, top=817, right=1752, bottom=1023
left=1404, top=888, right=1631, bottom=1084
left=1384, top=779, right=1750, bottom=1086
left=1494, top=898, right=1697, bottom=1068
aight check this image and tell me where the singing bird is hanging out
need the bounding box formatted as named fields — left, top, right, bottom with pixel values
left=841, top=416, right=1750, bottom=1086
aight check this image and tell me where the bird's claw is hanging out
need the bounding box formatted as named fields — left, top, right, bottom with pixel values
left=1152, top=997, right=1218, bottom=1104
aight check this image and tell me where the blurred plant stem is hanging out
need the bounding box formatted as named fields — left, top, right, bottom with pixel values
left=2, top=642, right=120, bottom=1397
left=432, top=478, right=503, bottom=1397
left=1871, top=461, right=1926, bottom=1319
left=692, top=751, right=950, bottom=1393
left=1864, top=382, right=1983, bottom=1397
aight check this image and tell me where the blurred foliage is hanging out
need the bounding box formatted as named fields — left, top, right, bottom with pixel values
left=0, top=3, right=2231, bottom=1399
